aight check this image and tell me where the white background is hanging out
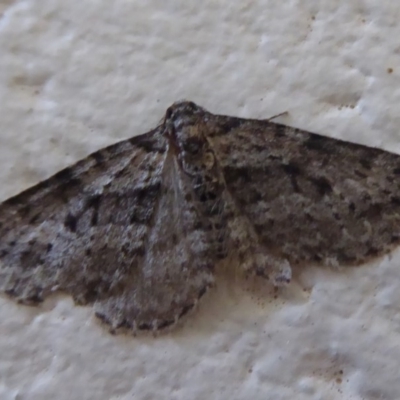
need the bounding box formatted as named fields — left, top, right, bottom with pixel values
left=1, top=1, right=400, bottom=399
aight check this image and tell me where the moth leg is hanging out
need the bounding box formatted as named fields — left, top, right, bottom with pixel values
left=266, top=111, right=289, bottom=121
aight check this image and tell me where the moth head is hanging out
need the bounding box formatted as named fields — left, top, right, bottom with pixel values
left=164, top=102, right=208, bottom=154
left=164, top=101, right=205, bottom=124
left=163, top=101, right=216, bottom=174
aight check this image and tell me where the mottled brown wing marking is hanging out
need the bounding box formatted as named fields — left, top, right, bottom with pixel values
left=208, top=113, right=400, bottom=269
left=2, top=100, right=400, bottom=334
left=93, top=150, right=217, bottom=330
left=0, top=120, right=220, bottom=331
left=0, top=129, right=166, bottom=305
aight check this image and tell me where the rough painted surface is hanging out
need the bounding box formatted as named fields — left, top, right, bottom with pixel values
left=1, top=1, right=400, bottom=399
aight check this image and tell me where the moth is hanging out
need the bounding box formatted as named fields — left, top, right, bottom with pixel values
left=1, top=101, right=400, bottom=332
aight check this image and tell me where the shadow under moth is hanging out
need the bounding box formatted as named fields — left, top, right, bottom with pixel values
left=1, top=101, right=400, bottom=332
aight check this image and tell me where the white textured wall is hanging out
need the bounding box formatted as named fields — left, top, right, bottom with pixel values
left=1, top=1, right=400, bottom=399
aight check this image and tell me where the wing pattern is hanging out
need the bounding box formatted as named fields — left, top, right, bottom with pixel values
left=2, top=101, right=400, bottom=332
